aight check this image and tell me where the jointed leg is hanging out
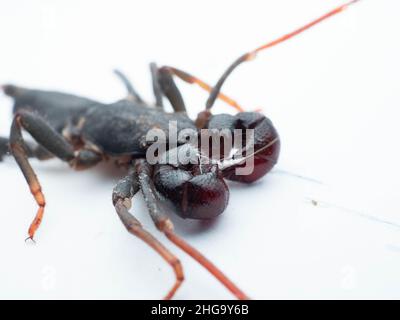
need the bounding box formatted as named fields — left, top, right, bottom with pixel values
left=112, top=170, right=184, bottom=300
left=0, top=137, right=9, bottom=161
left=113, top=69, right=144, bottom=103
left=160, top=66, right=244, bottom=112
left=0, top=137, right=54, bottom=161
left=9, top=110, right=102, bottom=240
left=134, top=159, right=249, bottom=300
left=155, top=66, right=187, bottom=113
left=26, top=145, right=54, bottom=160
left=151, top=64, right=245, bottom=114
left=150, top=63, right=164, bottom=108
left=205, top=0, right=361, bottom=109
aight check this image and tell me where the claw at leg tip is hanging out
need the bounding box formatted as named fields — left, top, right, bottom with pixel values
left=25, top=236, right=36, bottom=244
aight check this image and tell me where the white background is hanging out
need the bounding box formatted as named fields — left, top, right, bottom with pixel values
left=0, top=0, right=400, bottom=299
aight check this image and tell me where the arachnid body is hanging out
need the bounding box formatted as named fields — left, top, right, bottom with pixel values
left=0, top=1, right=360, bottom=299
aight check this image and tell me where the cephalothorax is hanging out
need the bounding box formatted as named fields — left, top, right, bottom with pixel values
left=0, top=1, right=359, bottom=299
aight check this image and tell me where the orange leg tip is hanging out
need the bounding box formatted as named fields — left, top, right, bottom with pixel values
left=27, top=223, right=40, bottom=243
left=163, top=281, right=182, bottom=300
left=164, top=231, right=249, bottom=300
left=28, top=227, right=37, bottom=238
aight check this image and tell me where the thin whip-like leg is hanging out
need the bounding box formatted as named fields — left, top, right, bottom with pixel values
left=112, top=170, right=184, bottom=299
left=159, top=66, right=244, bottom=112
left=206, top=0, right=361, bottom=109
left=135, top=159, right=249, bottom=300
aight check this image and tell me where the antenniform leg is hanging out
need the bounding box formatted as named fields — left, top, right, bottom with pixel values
left=112, top=169, right=184, bottom=300
left=160, top=66, right=244, bottom=112
left=134, top=159, right=249, bottom=300
left=9, top=110, right=102, bottom=240
left=205, top=0, right=361, bottom=109
left=152, top=64, right=245, bottom=113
